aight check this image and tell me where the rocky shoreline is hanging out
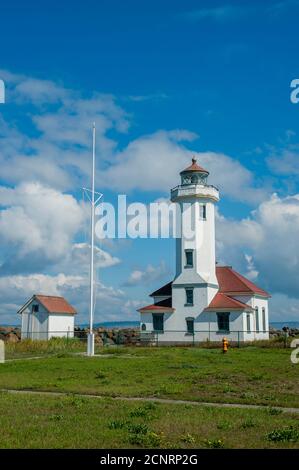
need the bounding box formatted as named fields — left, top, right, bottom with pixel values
left=0, top=325, right=298, bottom=345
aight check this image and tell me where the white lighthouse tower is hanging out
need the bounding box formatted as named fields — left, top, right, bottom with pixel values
left=169, top=158, right=219, bottom=331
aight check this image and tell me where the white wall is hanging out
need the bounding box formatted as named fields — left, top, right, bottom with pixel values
left=174, top=197, right=218, bottom=287
left=140, top=299, right=269, bottom=344
left=141, top=309, right=245, bottom=344
left=232, top=295, right=269, bottom=341
left=48, top=314, right=74, bottom=339
left=21, top=301, right=48, bottom=340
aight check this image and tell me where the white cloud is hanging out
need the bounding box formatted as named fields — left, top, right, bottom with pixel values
left=123, top=261, right=169, bottom=287
left=100, top=130, right=268, bottom=204
left=267, top=147, right=299, bottom=177
left=0, top=70, right=129, bottom=191
left=0, top=182, right=84, bottom=270
left=0, top=272, right=140, bottom=325
left=0, top=182, right=120, bottom=278
left=63, top=242, right=121, bottom=272
left=181, top=5, right=249, bottom=22
left=0, top=70, right=270, bottom=202
left=216, top=193, right=299, bottom=305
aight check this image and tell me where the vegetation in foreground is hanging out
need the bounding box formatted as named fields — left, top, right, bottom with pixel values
left=4, top=334, right=298, bottom=360
left=1, top=345, right=298, bottom=408
left=0, top=391, right=298, bottom=449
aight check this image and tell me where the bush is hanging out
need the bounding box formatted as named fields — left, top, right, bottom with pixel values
left=267, top=407, right=283, bottom=416
left=267, top=426, right=299, bottom=442
left=108, top=419, right=129, bottom=430
left=180, top=433, right=196, bottom=444
left=204, top=438, right=225, bottom=448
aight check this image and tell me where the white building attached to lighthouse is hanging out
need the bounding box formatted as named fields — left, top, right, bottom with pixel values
left=138, top=158, right=270, bottom=343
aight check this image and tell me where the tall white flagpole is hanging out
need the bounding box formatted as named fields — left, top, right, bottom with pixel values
left=87, top=123, right=96, bottom=356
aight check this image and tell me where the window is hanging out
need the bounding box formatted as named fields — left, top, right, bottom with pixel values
left=255, top=307, right=259, bottom=333
left=32, top=304, right=39, bottom=313
left=185, top=288, right=194, bottom=306
left=141, top=323, right=146, bottom=331
left=152, top=314, right=164, bottom=332
left=246, top=314, right=251, bottom=333
left=262, top=307, right=266, bottom=333
left=217, top=312, right=230, bottom=332
left=185, top=249, right=193, bottom=268
left=186, top=318, right=194, bottom=334
left=199, top=204, right=207, bottom=220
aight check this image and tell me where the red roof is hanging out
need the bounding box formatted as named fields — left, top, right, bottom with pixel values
left=138, top=297, right=174, bottom=313
left=205, top=292, right=253, bottom=311
left=139, top=265, right=269, bottom=314
left=180, top=157, right=209, bottom=175
left=138, top=304, right=174, bottom=313
left=35, top=295, right=77, bottom=314
left=216, top=266, right=270, bottom=297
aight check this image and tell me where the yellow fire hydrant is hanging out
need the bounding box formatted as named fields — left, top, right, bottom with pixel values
left=222, top=337, right=229, bottom=353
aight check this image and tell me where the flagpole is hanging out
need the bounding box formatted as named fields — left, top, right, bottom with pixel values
left=87, top=123, right=96, bottom=356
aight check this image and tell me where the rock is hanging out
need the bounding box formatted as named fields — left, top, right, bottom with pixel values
left=95, top=336, right=103, bottom=347
left=6, top=332, right=19, bottom=343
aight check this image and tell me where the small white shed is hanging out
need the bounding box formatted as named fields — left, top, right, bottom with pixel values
left=18, top=295, right=76, bottom=340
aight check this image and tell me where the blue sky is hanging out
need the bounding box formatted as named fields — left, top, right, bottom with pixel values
left=1, top=0, right=299, bottom=323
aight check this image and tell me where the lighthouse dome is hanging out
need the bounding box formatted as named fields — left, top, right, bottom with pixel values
left=180, top=157, right=209, bottom=185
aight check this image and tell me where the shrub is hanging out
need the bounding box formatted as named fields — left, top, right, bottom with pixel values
left=267, top=426, right=299, bottom=442
left=180, top=433, right=196, bottom=444
left=217, top=421, right=232, bottom=430
left=130, top=407, right=150, bottom=418
left=241, top=419, right=256, bottom=429
left=267, top=407, right=283, bottom=416
left=204, top=439, right=225, bottom=448
left=129, top=403, right=157, bottom=419
left=108, top=419, right=129, bottom=430
left=127, top=423, right=149, bottom=435
left=49, top=414, right=64, bottom=421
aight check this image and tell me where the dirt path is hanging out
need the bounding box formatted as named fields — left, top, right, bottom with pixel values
left=1, top=388, right=299, bottom=414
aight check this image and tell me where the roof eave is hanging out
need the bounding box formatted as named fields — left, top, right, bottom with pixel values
left=17, top=295, right=38, bottom=314
left=204, top=306, right=254, bottom=312
left=138, top=308, right=175, bottom=313
left=221, top=291, right=270, bottom=298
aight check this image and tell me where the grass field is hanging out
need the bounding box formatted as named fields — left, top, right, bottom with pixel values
left=0, top=344, right=298, bottom=448
left=0, top=392, right=299, bottom=449
left=1, top=345, right=299, bottom=407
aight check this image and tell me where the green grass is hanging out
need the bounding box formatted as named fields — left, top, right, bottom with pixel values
left=0, top=391, right=298, bottom=448
left=5, top=337, right=86, bottom=359
left=1, top=347, right=298, bottom=408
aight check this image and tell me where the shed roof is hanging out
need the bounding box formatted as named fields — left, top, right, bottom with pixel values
left=18, top=295, right=77, bottom=315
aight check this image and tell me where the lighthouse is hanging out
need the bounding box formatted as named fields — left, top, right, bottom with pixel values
left=138, top=158, right=270, bottom=344
left=171, top=157, right=219, bottom=313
